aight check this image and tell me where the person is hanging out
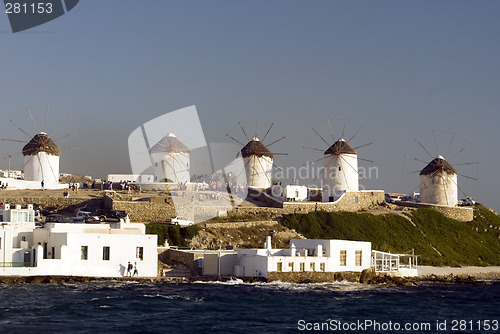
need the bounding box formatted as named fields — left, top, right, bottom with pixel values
left=133, top=262, right=138, bottom=276
left=127, top=261, right=133, bottom=277
left=41, top=180, right=44, bottom=190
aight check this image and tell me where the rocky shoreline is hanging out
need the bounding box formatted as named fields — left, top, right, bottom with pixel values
left=0, top=271, right=498, bottom=286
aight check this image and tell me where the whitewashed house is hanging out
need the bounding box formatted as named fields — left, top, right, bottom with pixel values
left=0, top=204, right=157, bottom=277
left=234, top=237, right=372, bottom=278
left=271, top=184, right=308, bottom=202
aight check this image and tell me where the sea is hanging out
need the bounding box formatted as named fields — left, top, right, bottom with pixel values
left=0, top=280, right=498, bottom=334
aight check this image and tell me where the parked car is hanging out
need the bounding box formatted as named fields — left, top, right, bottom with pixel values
left=45, top=214, right=71, bottom=223
left=93, top=209, right=128, bottom=222
left=71, top=211, right=95, bottom=223
left=166, top=216, right=194, bottom=228
left=42, top=206, right=58, bottom=216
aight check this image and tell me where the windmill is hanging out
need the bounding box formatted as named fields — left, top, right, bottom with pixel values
left=406, top=131, right=478, bottom=207
left=1, top=106, right=76, bottom=189
left=226, top=122, right=286, bottom=189
left=304, top=119, right=373, bottom=202
left=148, top=133, right=190, bottom=184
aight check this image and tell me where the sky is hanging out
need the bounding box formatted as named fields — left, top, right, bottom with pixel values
left=1, top=1, right=499, bottom=210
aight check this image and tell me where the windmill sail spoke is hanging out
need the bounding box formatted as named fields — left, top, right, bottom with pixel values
left=357, top=157, right=374, bottom=163
left=457, top=173, right=477, bottom=181
left=27, top=107, right=38, bottom=133
left=261, top=123, right=274, bottom=142
left=266, top=136, right=285, bottom=148
left=226, top=134, right=245, bottom=147
left=341, top=119, right=347, bottom=138
left=449, top=143, right=471, bottom=162
left=10, top=120, right=32, bottom=138
left=54, top=129, right=80, bottom=142
left=352, top=142, right=373, bottom=150
left=444, top=132, right=456, bottom=158
left=239, top=122, right=250, bottom=141
left=453, top=161, right=479, bottom=167
left=347, top=127, right=362, bottom=144
left=44, top=105, right=50, bottom=133
left=312, top=128, right=330, bottom=147
left=328, top=119, right=335, bottom=142
left=405, top=155, right=428, bottom=164
left=50, top=114, right=68, bottom=137
left=433, top=130, right=439, bottom=156
left=303, top=146, right=324, bottom=152
left=414, top=138, right=434, bottom=160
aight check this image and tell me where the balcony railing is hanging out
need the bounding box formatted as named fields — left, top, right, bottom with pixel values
left=0, top=262, right=37, bottom=268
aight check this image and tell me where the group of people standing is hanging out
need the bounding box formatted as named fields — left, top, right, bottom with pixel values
left=126, top=261, right=138, bottom=277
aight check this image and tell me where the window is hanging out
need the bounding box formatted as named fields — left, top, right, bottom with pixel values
left=289, top=262, right=294, bottom=271
left=310, top=262, right=315, bottom=271
left=338, top=166, right=341, bottom=171
left=51, top=247, right=55, bottom=259
left=300, top=262, right=305, bottom=272
left=355, top=250, right=362, bottom=266
left=43, top=243, right=48, bottom=259
left=320, top=263, right=325, bottom=272
left=136, top=247, right=143, bottom=260
left=21, top=236, right=26, bottom=241
left=103, top=246, right=110, bottom=261
left=340, top=250, right=347, bottom=266
left=81, top=246, right=88, bottom=260
left=277, top=262, right=283, bottom=272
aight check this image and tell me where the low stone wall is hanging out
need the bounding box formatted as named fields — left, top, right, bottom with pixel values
left=202, top=220, right=279, bottom=229
left=0, top=196, right=103, bottom=212
left=395, top=201, right=474, bottom=222
left=282, top=191, right=385, bottom=214
left=267, top=271, right=362, bottom=283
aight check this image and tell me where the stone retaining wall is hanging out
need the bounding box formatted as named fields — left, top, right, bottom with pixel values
left=0, top=196, right=103, bottom=212
left=395, top=201, right=474, bottom=222
left=282, top=191, right=385, bottom=213
left=158, top=249, right=203, bottom=274
left=267, top=271, right=362, bottom=283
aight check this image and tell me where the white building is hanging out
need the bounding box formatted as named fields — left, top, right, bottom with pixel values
left=241, top=137, right=274, bottom=189
left=22, top=132, right=60, bottom=186
left=419, top=155, right=458, bottom=207
left=0, top=204, right=157, bottom=277
left=271, top=184, right=308, bottom=202
left=322, top=139, right=359, bottom=202
left=149, top=133, right=190, bottom=184
left=234, top=237, right=372, bottom=278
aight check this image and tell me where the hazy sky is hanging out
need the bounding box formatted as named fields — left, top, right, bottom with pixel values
left=1, top=1, right=499, bottom=210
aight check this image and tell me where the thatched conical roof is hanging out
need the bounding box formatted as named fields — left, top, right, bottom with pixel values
left=324, top=138, right=357, bottom=155
left=240, top=137, right=274, bottom=159
left=22, top=132, right=60, bottom=156
left=149, top=133, right=190, bottom=154
left=420, top=156, right=457, bottom=176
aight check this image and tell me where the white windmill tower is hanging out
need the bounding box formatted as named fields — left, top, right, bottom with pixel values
left=419, top=155, right=458, bottom=206
left=149, top=133, right=190, bottom=184
left=22, top=132, right=61, bottom=185
left=322, top=138, right=359, bottom=202
left=407, top=132, right=478, bottom=207
left=226, top=122, right=285, bottom=190
left=304, top=119, right=372, bottom=203
left=240, top=137, right=274, bottom=189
